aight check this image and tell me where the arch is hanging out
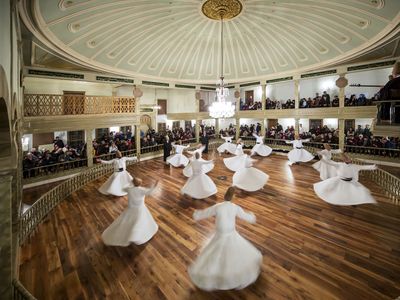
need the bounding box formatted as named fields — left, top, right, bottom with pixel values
left=0, top=65, right=11, bottom=158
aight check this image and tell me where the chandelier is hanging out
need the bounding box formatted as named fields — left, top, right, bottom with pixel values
left=209, top=11, right=235, bottom=119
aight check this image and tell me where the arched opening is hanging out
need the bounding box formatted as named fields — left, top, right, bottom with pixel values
left=0, top=97, right=11, bottom=158
left=0, top=66, right=11, bottom=159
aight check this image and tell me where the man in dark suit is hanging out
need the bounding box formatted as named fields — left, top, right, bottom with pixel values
left=163, top=135, right=172, bottom=163
left=200, top=131, right=209, bottom=153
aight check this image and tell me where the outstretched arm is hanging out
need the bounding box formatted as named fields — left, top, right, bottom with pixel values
left=236, top=206, right=256, bottom=224
left=301, top=139, right=310, bottom=142
left=99, top=159, right=114, bottom=164
left=320, top=157, right=340, bottom=167
left=144, top=180, right=159, bottom=195
left=285, top=140, right=294, bottom=144
left=331, top=149, right=342, bottom=154
left=193, top=205, right=217, bottom=221
left=252, top=132, right=260, bottom=139
left=355, top=164, right=377, bottom=171
left=125, top=156, right=138, bottom=162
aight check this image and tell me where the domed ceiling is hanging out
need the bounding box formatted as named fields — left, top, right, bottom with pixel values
left=26, top=0, right=400, bottom=83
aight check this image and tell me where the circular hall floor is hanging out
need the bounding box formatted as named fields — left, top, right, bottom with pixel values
left=19, top=153, right=400, bottom=300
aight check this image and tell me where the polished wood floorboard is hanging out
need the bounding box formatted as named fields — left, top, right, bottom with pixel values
left=19, top=152, right=400, bottom=300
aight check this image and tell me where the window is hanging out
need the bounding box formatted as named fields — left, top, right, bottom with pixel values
left=67, top=130, right=84, bottom=148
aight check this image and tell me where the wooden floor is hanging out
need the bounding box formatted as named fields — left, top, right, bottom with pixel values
left=19, top=152, right=400, bottom=300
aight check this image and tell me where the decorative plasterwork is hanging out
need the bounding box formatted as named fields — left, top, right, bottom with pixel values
left=19, top=0, right=400, bottom=84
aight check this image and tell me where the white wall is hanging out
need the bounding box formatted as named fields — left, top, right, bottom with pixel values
left=219, top=118, right=236, bottom=130
left=266, top=81, right=295, bottom=100
left=240, top=118, right=261, bottom=126
left=21, top=134, right=32, bottom=152
left=300, top=75, right=339, bottom=99
left=24, top=77, right=114, bottom=95
left=167, top=88, right=197, bottom=113
left=240, top=85, right=262, bottom=102
left=345, top=67, right=392, bottom=98
left=355, top=118, right=373, bottom=128
left=201, top=119, right=215, bottom=127
left=323, top=118, right=338, bottom=129
left=278, top=118, right=296, bottom=129
left=299, top=118, right=309, bottom=132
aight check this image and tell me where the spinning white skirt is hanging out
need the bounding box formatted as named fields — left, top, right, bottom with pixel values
left=217, top=143, right=237, bottom=155
left=233, top=168, right=269, bottom=192
left=98, top=171, right=133, bottom=197
left=314, top=177, right=376, bottom=206
left=102, top=205, right=158, bottom=246
left=188, top=231, right=262, bottom=291
left=312, top=160, right=338, bottom=180
left=251, top=144, right=273, bottom=157
left=167, top=153, right=189, bottom=167
left=183, top=159, right=214, bottom=177
left=223, top=154, right=247, bottom=172
left=288, top=148, right=314, bottom=163
left=181, top=174, right=217, bottom=199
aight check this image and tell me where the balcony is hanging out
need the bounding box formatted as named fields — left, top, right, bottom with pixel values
left=23, top=94, right=138, bottom=132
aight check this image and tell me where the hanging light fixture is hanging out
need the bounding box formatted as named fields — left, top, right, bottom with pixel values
left=209, top=11, right=235, bottom=119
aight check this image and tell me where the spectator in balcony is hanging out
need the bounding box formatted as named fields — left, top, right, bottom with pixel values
left=54, top=136, right=64, bottom=148
left=299, top=98, right=308, bottom=108
left=363, top=125, right=372, bottom=138
left=109, top=141, right=118, bottom=153
left=332, top=95, right=339, bottom=107
left=346, top=127, right=354, bottom=138
left=355, top=125, right=364, bottom=136
left=299, top=124, right=304, bottom=135
left=322, top=91, right=330, bottom=104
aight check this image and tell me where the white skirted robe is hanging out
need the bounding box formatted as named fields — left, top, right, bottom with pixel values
left=189, top=202, right=262, bottom=291
left=102, top=184, right=158, bottom=246
left=250, top=133, right=272, bottom=157
left=233, top=156, right=269, bottom=192
left=312, top=149, right=342, bottom=180
left=167, top=144, right=190, bottom=167
left=98, top=156, right=137, bottom=196
left=181, top=159, right=217, bottom=199
left=217, top=136, right=237, bottom=155
left=314, top=159, right=377, bottom=206
left=223, top=144, right=247, bottom=172
left=286, top=139, right=314, bottom=164
left=183, top=146, right=214, bottom=177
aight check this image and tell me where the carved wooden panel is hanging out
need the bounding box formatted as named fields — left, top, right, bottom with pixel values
left=24, top=94, right=136, bottom=117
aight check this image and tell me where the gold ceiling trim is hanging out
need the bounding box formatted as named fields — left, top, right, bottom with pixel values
left=202, top=0, right=243, bottom=20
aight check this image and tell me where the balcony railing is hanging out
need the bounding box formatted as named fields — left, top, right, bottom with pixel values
left=344, top=144, right=400, bottom=158
left=24, top=94, right=136, bottom=117
left=23, top=158, right=88, bottom=180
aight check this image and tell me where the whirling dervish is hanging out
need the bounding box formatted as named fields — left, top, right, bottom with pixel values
left=312, top=143, right=342, bottom=180
left=232, top=155, right=269, bottom=192
left=223, top=139, right=247, bottom=172
left=250, top=132, right=272, bottom=157
left=217, top=134, right=237, bottom=155
left=183, top=144, right=214, bottom=177
left=166, top=140, right=190, bottom=167
left=189, top=187, right=262, bottom=291
left=313, top=154, right=377, bottom=206
left=285, top=135, right=314, bottom=165
left=102, top=177, right=159, bottom=246
left=181, top=152, right=217, bottom=199
left=98, top=151, right=137, bottom=196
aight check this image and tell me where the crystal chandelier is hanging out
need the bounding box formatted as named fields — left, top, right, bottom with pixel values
left=209, top=13, right=235, bottom=119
